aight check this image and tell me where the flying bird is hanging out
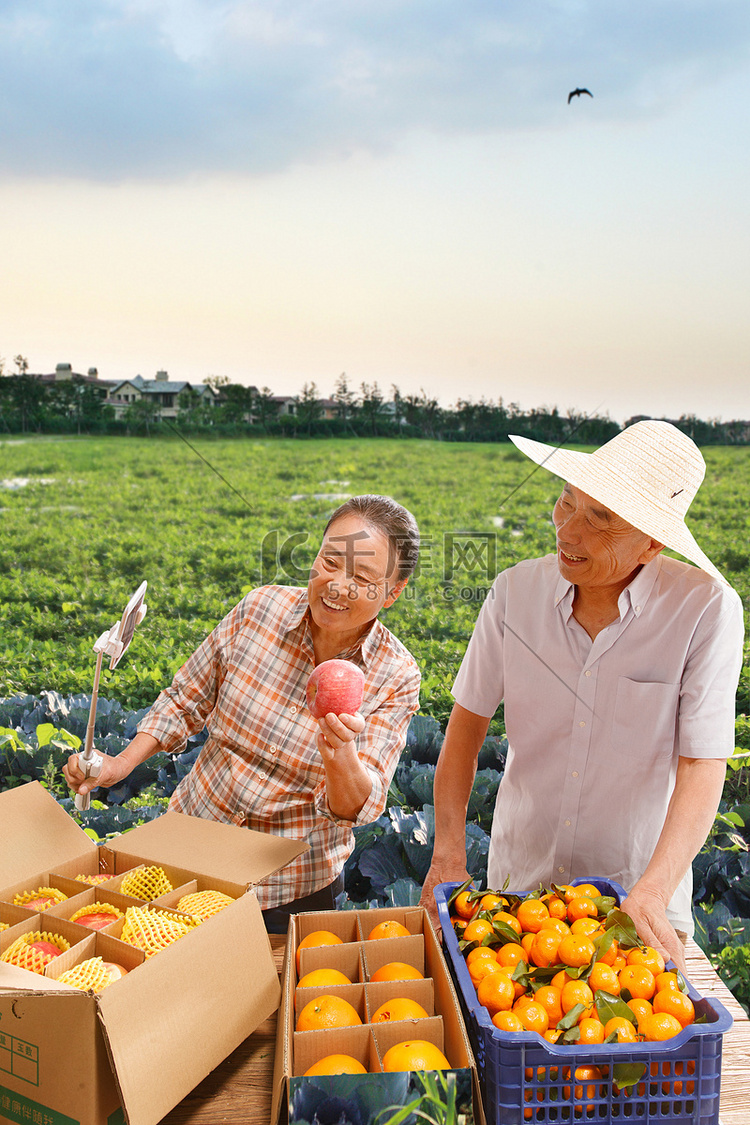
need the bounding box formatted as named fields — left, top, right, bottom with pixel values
left=568, top=87, right=593, bottom=104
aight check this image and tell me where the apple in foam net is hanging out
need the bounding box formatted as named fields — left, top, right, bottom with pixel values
left=76, top=912, right=116, bottom=931
left=29, top=941, right=62, bottom=959
left=102, top=962, right=128, bottom=984
left=306, top=659, right=365, bottom=720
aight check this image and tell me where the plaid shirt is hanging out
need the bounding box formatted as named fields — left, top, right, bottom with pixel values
left=137, top=585, right=420, bottom=908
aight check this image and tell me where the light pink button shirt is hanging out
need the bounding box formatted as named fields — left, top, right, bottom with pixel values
left=452, top=553, right=744, bottom=932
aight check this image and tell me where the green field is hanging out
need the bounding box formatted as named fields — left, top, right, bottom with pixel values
left=1, top=435, right=748, bottom=729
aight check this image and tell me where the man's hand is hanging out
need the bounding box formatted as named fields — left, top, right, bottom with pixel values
left=63, top=750, right=131, bottom=798
left=419, top=859, right=472, bottom=940
left=621, top=884, right=687, bottom=977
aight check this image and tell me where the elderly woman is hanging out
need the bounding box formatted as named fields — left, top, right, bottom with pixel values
left=65, top=495, right=420, bottom=931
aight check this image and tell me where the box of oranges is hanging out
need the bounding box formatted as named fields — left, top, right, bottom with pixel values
left=0, top=781, right=306, bottom=1125
left=435, top=877, right=733, bottom=1125
left=270, top=905, right=487, bottom=1125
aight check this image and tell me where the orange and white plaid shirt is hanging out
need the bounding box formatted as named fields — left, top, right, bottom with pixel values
left=137, top=585, right=420, bottom=908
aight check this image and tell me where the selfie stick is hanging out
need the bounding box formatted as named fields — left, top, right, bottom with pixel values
left=74, top=581, right=148, bottom=812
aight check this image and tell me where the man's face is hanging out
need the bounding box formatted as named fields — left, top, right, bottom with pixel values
left=307, top=513, right=403, bottom=641
left=552, top=483, right=662, bottom=594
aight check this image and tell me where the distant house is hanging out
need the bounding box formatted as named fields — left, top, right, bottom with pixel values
left=272, top=395, right=297, bottom=417
left=107, top=371, right=218, bottom=420
left=32, top=363, right=115, bottom=400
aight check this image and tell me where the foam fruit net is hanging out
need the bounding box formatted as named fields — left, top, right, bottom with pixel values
left=57, top=957, right=117, bottom=994
left=13, top=887, right=68, bottom=910
left=75, top=874, right=115, bottom=886
left=1, top=931, right=71, bottom=974
left=120, top=866, right=174, bottom=900
left=121, top=906, right=197, bottom=957
left=0, top=922, right=8, bottom=933
left=70, top=902, right=124, bottom=925
left=177, top=890, right=234, bottom=920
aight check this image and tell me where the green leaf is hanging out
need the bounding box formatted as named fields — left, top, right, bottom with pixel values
left=593, top=990, right=637, bottom=1025
left=35, top=722, right=56, bottom=748
left=602, top=908, right=640, bottom=949
left=612, top=1063, right=647, bottom=1091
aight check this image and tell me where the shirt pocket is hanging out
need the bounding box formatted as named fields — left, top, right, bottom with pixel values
left=610, top=678, right=680, bottom=762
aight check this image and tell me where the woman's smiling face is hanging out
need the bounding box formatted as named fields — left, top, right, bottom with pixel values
left=307, top=513, right=404, bottom=647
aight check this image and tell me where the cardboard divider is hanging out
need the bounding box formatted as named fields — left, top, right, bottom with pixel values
left=297, top=938, right=364, bottom=983
left=369, top=1014, right=447, bottom=1063
left=45, top=930, right=98, bottom=977
left=45, top=930, right=146, bottom=985
left=292, top=1025, right=381, bottom=1076
left=54, top=885, right=142, bottom=931
left=295, top=909, right=359, bottom=945
left=53, top=869, right=126, bottom=895
left=0, top=901, right=32, bottom=931
left=365, top=977, right=435, bottom=1021
left=361, top=933, right=426, bottom=980
left=0, top=869, right=80, bottom=912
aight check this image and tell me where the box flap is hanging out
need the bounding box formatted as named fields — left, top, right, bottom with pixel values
left=0, top=781, right=95, bottom=887
left=0, top=961, right=80, bottom=992
left=108, top=809, right=308, bottom=885
left=98, top=892, right=281, bottom=1125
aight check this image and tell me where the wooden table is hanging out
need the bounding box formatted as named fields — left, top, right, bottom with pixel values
left=161, top=937, right=750, bottom=1124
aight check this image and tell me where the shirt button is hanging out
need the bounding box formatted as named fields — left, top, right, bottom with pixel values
left=584, top=670, right=591, bottom=678
left=572, top=770, right=579, bottom=778
left=558, top=866, right=565, bottom=874
left=564, top=819, right=571, bottom=827
left=270, top=744, right=278, bottom=753
left=579, top=721, right=586, bottom=728
left=290, top=705, right=297, bottom=714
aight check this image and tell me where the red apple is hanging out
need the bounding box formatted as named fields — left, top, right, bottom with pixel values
left=76, top=912, right=117, bottom=931
left=29, top=941, right=62, bottom=959
left=306, top=659, right=365, bottom=719
left=102, top=962, right=129, bottom=984
left=24, top=896, right=59, bottom=911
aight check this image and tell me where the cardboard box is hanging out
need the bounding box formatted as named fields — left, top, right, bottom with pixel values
left=0, top=781, right=308, bottom=1125
left=271, top=905, right=487, bottom=1125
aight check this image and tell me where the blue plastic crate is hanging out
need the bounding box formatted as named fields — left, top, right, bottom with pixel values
left=435, top=878, right=733, bottom=1124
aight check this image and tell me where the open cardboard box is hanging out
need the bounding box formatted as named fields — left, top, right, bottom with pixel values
left=0, top=781, right=308, bottom=1125
left=271, top=906, right=487, bottom=1125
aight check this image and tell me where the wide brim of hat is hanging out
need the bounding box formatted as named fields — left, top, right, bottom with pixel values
left=508, top=434, right=725, bottom=584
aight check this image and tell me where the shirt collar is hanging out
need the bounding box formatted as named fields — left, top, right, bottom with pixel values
left=553, top=555, right=663, bottom=620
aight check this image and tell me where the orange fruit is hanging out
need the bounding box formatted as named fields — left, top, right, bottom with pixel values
left=530, top=929, right=562, bottom=968
left=466, top=946, right=497, bottom=967
left=626, top=946, right=666, bottom=976
left=560, top=979, right=594, bottom=1019
left=570, top=917, right=601, bottom=936
left=371, top=961, right=425, bottom=982
left=627, top=997, right=653, bottom=1032
left=492, top=910, right=522, bottom=935
left=551, top=968, right=572, bottom=991
left=578, top=1017, right=605, bottom=1044
left=557, top=935, right=596, bottom=968
left=539, top=917, right=570, bottom=936
left=534, top=985, right=564, bottom=1026
left=604, top=1016, right=638, bottom=1043
left=653, top=988, right=695, bottom=1027
left=618, top=965, right=656, bottom=1000
left=497, top=942, right=528, bottom=969
left=654, top=971, right=682, bottom=993
left=297, top=967, right=351, bottom=990
left=478, top=893, right=505, bottom=912
left=370, top=997, right=429, bottom=1023
left=542, top=894, right=568, bottom=920
left=492, top=1010, right=524, bottom=1032
left=521, top=932, right=536, bottom=957
left=496, top=965, right=527, bottom=1000
left=469, top=959, right=503, bottom=988
left=452, top=891, right=479, bottom=921
left=642, top=1012, right=683, bottom=1041
left=597, top=937, right=620, bottom=966
left=567, top=897, right=599, bottom=923
left=296, top=931, right=343, bottom=972
left=304, top=1054, right=367, bottom=1076
left=516, top=899, right=550, bottom=934
left=462, top=918, right=494, bottom=944
left=587, top=961, right=620, bottom=995
left=382, top=1039, right=450, bottom=1071
left=368, top=920, right=411, bottom=941
left=513, top=1000, right=549, bottom=1034
left=296, top=994, right=362, bottom=1032
left=571, top=883, right=601, bottom=899
left=476, top=972, right=515, bottom=1015
left=544, top=1028, right=563, bottom=1043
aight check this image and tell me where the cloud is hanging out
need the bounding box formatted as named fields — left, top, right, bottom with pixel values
left=1, top=0, right=749, bottom=180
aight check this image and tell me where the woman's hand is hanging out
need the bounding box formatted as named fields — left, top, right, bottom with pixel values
left=315, top=711, right=366, bottom=761
left=315, top=712, right=370, bottom=821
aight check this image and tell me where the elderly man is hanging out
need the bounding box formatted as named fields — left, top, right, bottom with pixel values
left=420, top=420, right=744, bottom=973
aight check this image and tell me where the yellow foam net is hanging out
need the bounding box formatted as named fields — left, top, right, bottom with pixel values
left=0, top=922, right=8, bottom=932
left=1, top=931, right=71, bottom=974
left=57, top=957, right=118, bottom=993
left=13, top=887, right=68, bottom=910
left=69, top=902, right=124, bottom=925
left=176, top=890, right=235, bottom=920
left=120, top=866, right=174, bottom=901
left=121, top=906, right=197, bottom=957
left=75, top=874, right=115, bottom=886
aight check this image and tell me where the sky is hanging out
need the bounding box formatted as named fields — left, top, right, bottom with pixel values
left=1, top=1, right=749, bottom=425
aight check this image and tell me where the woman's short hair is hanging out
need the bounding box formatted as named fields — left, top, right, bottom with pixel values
left=325, top=495, right=420, bottom=583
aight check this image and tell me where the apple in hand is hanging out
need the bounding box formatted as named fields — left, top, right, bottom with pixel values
left=306, top=659, right=365, bottom=719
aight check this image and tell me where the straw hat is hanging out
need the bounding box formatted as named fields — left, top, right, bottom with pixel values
left=509, top=419, right=725, bottom=583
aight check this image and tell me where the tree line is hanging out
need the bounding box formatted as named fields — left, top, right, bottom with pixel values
left=1, top=365, right=749, bottom=446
